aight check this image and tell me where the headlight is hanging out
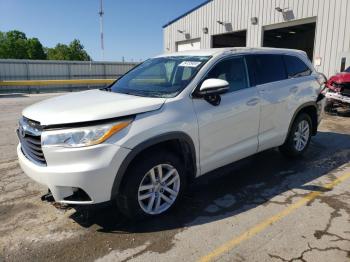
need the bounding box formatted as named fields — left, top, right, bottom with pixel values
left=42, top=119, right=132, bottom=148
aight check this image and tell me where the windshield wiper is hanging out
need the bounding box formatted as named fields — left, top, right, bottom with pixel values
left=100, top=86, right=112, bottom=92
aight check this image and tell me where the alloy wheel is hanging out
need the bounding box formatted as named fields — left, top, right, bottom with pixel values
left=137, top=164, right=180, bottom=215
left=293, top=120, right=310, bottom=152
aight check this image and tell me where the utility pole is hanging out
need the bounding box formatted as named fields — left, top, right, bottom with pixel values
left=98, top=0, right=104, bottom=60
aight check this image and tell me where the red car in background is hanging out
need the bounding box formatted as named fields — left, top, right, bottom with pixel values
left=325, top=66, right=350, bottom=113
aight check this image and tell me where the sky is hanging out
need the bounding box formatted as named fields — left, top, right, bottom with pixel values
left=0, top=0, right=205, bottom=62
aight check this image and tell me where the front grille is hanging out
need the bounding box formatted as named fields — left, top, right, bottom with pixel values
left=337, top=82, right=350, bottom=97
left=17, top=117, right=47, bottom=166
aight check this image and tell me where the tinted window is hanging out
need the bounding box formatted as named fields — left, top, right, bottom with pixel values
left=283, top=55, right=312, bottom=78
left=206, top=57, right=248, bottom=92
left=254, top=55, right=287, bottom=85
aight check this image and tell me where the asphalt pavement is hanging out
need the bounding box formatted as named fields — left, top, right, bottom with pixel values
left=0, top=93, right=349, bottom=262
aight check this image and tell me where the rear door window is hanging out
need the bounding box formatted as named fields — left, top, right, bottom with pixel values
left=253, top=55, right=287, bottom=85
left=283, top=55, right=312, bottom=78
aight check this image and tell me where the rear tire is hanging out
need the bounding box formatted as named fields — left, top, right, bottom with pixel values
left=279, top=113, right=312, bottom=158
left=116, top=149, right=186, bottom=220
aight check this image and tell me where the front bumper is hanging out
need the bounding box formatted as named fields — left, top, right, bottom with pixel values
left=325, top=91, right=350, bottom=105
left=17, top=143, right=131, bottom=204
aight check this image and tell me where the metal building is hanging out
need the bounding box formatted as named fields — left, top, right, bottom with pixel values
left=163, top=0, right=350, bottom=77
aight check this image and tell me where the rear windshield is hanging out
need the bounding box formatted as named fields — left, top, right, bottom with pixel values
left=110, top=56, right=211, bottom=98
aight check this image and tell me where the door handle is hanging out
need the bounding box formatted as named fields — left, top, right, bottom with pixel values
left=290, top=86, right=298, bottom=94
left=246, top=98, right=260, bottom=106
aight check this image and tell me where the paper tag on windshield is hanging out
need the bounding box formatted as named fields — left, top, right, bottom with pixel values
left=178, top=61, right=202, bottom=67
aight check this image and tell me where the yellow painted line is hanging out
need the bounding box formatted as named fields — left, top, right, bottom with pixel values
left=198, top=172, right=350, bottom=262
left=0, top=79, right=115, bottom=86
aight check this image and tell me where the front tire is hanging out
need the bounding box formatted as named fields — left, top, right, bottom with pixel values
left=279, top=113, right=312, bottom=158
left=116, top=150, right=186, bottom=219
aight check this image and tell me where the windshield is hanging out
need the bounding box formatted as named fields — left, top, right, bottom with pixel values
left=345, top=66, right=350, bottom=73
left=110, top=56, right=211, bottom=98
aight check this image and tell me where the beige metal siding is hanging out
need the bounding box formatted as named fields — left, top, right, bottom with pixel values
left=164, top=0, right=350, bottom=77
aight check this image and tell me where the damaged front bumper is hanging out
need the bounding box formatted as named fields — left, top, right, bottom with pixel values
left=325, top=91, right=350, bottom=105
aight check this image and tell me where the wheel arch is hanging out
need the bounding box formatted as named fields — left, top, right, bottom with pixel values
left=111, top=132, right=197, bottom=199
left=286, top=102, right=318, bottom=140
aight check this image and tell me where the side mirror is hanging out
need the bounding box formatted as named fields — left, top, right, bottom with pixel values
left=199, top=78, right=230, bottom=95
left=197, top=78, right=229, bottom=106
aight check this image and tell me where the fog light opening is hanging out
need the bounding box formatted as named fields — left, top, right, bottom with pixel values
left=64, top=188, right=92, bottom=202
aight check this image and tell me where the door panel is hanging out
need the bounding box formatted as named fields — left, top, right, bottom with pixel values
left=193, top=88, right=260, bottom=174
left=192, top=56, right=260, bottom=175
left=254, top=54, right=318, bottom=151
left=247, top=54, right=290, bottom=151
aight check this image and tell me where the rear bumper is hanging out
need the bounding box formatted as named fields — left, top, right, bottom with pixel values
left=17, top=143, right=131, bottom=204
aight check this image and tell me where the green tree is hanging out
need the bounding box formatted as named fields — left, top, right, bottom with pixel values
left=0, top=30, right=29, bottom=59
left=27, top=38, right=46, bottom=60
left=68, top=39, right=91, bottom=61
left=0, top=30, right=91, bottom=61
left=46, top=39, right=91, bottom=61
left=46, top=43, right=71, bottom=60
left=0, top=31, right=6, bottom=58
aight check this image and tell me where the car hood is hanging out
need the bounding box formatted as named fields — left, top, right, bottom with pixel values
left=22, top=89, right=166, bottom=125
left=328, top=72, right=350, bottom=83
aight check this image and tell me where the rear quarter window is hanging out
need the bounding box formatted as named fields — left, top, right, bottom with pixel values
left=283, top=55, right=312, bottom=78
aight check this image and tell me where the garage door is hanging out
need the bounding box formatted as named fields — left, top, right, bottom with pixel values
left=263, top=22, right=316, bottom=60
left=176, top=39, right=201, bottom=52
left=212, top=30, right=247, bottom=48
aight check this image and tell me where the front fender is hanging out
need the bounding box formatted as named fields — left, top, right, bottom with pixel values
left=110, top=131, right=197, bottom=199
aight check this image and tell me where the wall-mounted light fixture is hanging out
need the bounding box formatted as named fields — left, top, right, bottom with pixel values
left=202, top=27, right=209, bottom=34
left=251, top=17, right=258, bottom=25
left=177, top=29, right=191, bottom=39
left=217, top=20, right=232, bottom=32
left=275, top=7, right=283, bottom=12
left=275, top=7, right=295, bottom=21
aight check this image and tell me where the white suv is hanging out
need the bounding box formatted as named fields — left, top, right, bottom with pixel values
left=17, top=48, right=325, bottom=218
